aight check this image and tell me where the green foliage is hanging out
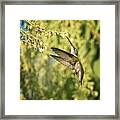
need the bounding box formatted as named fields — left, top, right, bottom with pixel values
left=20, top=20, right=100, bottom=100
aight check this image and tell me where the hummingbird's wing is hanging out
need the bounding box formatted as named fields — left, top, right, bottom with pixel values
left=50, top=55, right=74, bottom=69
left=51, top=47, right=79, bottom=66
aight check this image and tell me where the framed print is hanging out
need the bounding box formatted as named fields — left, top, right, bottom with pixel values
left=0, top=0, right=119, bottom=119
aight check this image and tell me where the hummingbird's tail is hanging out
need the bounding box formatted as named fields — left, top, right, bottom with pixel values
left=80, top=69, right=84, bottom=86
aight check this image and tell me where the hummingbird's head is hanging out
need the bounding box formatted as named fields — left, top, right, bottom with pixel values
left=74, top=48, right=78, bottom=56
left=71, top=46, right=78, bottom=56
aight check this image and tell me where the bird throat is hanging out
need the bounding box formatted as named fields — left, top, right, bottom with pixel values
left=74, top=61, right=81, bottom=74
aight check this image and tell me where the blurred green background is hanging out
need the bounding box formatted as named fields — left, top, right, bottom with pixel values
left=20, top=20, right=100, bottom=100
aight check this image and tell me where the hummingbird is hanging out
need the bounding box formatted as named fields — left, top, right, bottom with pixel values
left=50, top=36, right=84, bottom=85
